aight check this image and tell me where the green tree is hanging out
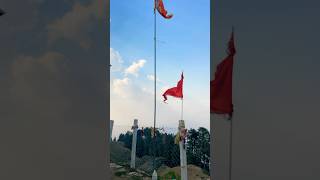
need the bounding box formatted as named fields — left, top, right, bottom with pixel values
left=197, top=127, right=210, bottom=171
left=118, top=131, right=132, bottom=149
left=187, top=128, right=200, bottom=165
left=117, top=127, right=210, bottom=171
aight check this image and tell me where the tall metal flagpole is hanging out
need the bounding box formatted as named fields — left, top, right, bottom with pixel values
left=153, top=0, right=157, bottom=173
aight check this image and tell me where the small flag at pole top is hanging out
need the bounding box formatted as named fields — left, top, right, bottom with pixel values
left=155, top=0, right=173, bottom=19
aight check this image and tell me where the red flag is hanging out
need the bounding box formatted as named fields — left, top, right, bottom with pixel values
left=155, top=0, right=173, bottom=19
left=163, top=73, right=184, bottom=102
left=211, top=30, right=236, bottom=118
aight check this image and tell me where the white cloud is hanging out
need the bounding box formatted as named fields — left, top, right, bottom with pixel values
left=112, top=77, right=130, bottom=98
left=110, top=48, right=123, bottom=71
left=47, top=0, right=103, bottom=48
left=147, top=75, right=155, bottom=81
left=12, top=52, right=66, bottom=77
left=11, top=52, right=69, bottom=110
left=147, top=74, right=162, bottom=82
left=142, top=87, right=154, bottom=95
left=124, top=59, right=146, bottom=77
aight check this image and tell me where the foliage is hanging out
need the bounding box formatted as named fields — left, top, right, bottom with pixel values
left=159, top=171, right=181, bottom=180
left=117, top=127, right=210, bottom=171
left=187, top=127, right=210, bottom=172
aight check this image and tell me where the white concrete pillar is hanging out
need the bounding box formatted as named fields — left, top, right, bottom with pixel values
left=130, top=119, right=138, bottom=169
left=110, top=120, right=114, bottom=141
left=152, top=170, right=158, bottom=180
left=178, top=120, right=188, bottom=180
left=212, top=116, right=232, bottom=180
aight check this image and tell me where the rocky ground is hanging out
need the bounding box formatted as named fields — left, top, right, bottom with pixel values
left=110, top=163, right=151, bottom=180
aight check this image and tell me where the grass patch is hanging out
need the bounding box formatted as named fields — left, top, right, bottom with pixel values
left=159, top=171, right=181, bottom=180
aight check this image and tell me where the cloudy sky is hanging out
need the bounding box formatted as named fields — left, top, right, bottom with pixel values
left=0, top=0, right=107, bottom=179
left=110, top=0, right=210, bottom=132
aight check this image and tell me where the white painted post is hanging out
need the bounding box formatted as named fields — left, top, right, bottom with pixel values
left=179, top=120, right=188, bottom=180
left=152, top=170, right=158, bottom=180
left=130, top=119, right=138, bottom=169
left=110, top=120, right=114, bottom=141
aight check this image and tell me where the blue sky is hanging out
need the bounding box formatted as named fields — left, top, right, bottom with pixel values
left=110, top=0, right=210, bottom=131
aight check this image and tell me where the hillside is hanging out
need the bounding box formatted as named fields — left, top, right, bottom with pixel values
left=110, top=141, right=210, bottom=179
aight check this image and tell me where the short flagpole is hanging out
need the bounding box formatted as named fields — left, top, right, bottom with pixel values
left=181, top=71, right=184, bottom=121
left=181, top=98, right=183, bottom=120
